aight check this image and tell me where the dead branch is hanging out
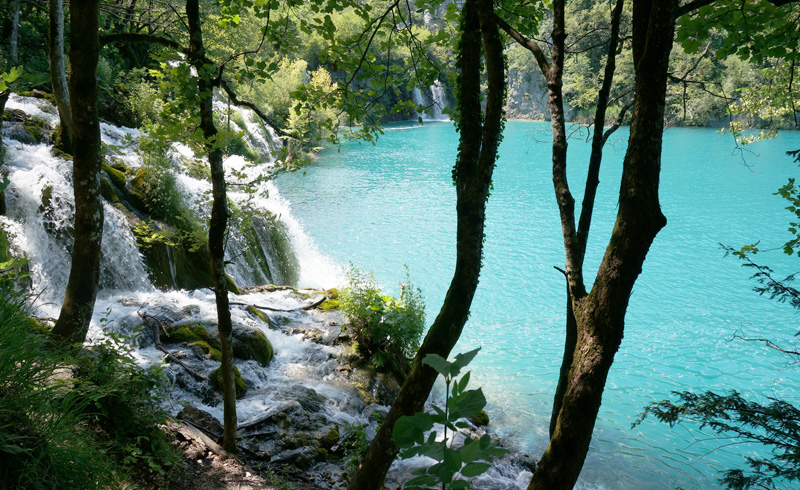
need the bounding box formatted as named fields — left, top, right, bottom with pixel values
left=228, top=296, right=327, bottom=313
left=137, top=310, right=206, bottom=382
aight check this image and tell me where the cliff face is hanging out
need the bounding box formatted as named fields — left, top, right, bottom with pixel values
left=505, top=67, right=549, bottom=120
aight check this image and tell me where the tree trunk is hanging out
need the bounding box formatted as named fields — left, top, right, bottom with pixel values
left=10, top=0, right=20, bottom=65
left=51, top=0, right=102, bottom=344
left=549, top=0, right=626, bottom=437
left=48, top=0, right=73, bottom=153
left=185, top=0, right=237, bottom=454
left=528, top=1, right=675, bottom=488
left=346, top=1, right=506, bottom=488
left=1, top=0, right=21, bottom=215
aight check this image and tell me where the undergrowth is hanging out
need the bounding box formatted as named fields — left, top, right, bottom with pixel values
left=0, top=260, right=183, bottom=489
left=340, top=266, right=425, bottom=376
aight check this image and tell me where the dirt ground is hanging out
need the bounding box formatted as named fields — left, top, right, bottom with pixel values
left=166, top=423, right=330, bottom=490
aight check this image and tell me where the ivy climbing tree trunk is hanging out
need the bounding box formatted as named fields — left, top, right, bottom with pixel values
left=185, top=0, right=237, bottom=453
left=527, top=1, right=675, bottom=488
left=48, top=0, right=73, bottom=153
left=346, top=0, right=506, bottom=487
left=51, top=0, right=102, bottom=344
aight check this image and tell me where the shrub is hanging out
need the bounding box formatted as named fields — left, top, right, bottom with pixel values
left=74, top=332, right=183, bottom=483
left=340, top=266, right=425, bottom=375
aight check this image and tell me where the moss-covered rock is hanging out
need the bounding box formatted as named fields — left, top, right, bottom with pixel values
left=51, top=146, right=72, bottom=161
left=162, top=323, right=219, bottom=348
left=22, top=122, right=43, bottom=143
left=245, top=305, right=272, bottom=327
left=322, top=428, right=340, bottom=449
left=320, top=299, right=340, bottom=310
left=102, top=162, right=127, bottom=191
left=209, top=364, right=247, bottom=398
left=321, top=288, right=339, bottom=299
left=192, top=341, right=222, bottom=362
left=99, top=172, right=123, bottom=205
left=126, top=167, right=150, bottom=211
left=231, top=326, right=274, bottom=366
left=225, top=273, right=241, bottom=295
left=470, top=409, right=490, bottom=427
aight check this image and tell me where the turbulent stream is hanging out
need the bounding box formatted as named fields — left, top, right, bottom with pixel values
left=0, top=94, right=530, bottom=488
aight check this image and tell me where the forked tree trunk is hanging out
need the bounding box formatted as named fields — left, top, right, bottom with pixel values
left=51, top=0, right=102, bottom=343
left=346, top=0, right=506, bottom=488
left=185, top=0, right=238, bottom=453
left=549, top=0, right=626, bottom=438
left=528, top=1, right=675, bottom=488
left=48, top=0, right=73, bottom=153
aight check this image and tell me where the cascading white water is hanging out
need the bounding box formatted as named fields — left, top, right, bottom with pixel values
left=410, top=81, right=449, bottom=122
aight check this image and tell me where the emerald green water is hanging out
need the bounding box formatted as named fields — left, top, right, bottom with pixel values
left=275, top=121, right=800, bottom=489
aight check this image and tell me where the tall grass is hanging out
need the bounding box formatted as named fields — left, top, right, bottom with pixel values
left=0, top=287, right=117, bottom=489
left=0, top=261, right=182, bottom=489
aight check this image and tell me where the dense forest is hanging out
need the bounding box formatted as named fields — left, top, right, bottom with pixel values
left=0, top=0, right=799, bottom=489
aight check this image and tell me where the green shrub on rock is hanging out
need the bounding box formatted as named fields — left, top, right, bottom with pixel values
left=340, top=266, right=425, bottom=375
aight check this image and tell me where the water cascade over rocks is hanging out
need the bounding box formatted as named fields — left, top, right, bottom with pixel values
left=0, top=93, right=529, bottom=488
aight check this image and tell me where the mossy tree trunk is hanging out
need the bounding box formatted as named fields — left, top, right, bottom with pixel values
left=345, top=0, right=506, bottom=487
left=185, top=0, right=237, bottom=454
left=51, top=0, right=102, bottom=343
left=48, top=0, right=73, bottom=153
left=527, top=1, right=675, bottom=488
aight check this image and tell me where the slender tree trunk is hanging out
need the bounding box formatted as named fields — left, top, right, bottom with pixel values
left=185, top=0, right=237, bottom=453
left=346, top=1, right=506, bottom=488
left=549, top=0, right=626, bottom=437
left=51, top=0, right=102, bottom=344
left=10, top=0, right=20, bottom=65
left=528, top=1, right=675, bottom=488
left=1, top=0, right=21, bottom=215
left=49, top=0, right=73, bottom=153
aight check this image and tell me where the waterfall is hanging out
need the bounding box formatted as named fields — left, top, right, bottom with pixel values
left=410, top=81, right=450, bottom=122
left=1, top=93, right=339, bottom=302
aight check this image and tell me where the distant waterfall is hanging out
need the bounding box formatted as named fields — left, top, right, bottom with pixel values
left=411, top=80, right=450, bottom=121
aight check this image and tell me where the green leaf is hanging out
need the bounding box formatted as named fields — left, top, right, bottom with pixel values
left=423, top=353, right=451, bottom=376
left=458, top=371, right=471, bottom=393
left=444, top=446, right=462, bottom=472
left=450, top=348, right=481, bottom=377
left=451, top=479, right=470, bottom=489
left=458, top=436, right=483, bottom=464
left=460, top=462, right=491, bottom=478
left=451, top=388, right=487, bottom=420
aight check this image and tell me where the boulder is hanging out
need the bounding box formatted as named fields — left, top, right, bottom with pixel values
left=232, top=325, right=274, bottom=366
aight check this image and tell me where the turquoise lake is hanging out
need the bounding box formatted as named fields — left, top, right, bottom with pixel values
left=274, top=120, right=800, bottom=489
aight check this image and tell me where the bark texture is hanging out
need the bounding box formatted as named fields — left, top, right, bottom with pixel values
left=346, top=0, right=506, bottom=488
left=51, top=0, right=102, bottom=343
left=186, top=0, right=237, bottom=453
left=528, top=1, right=675, bottom=488
left=549, top=0, right=626, bottom=437
left=48, top=0, right=73, bottom=153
